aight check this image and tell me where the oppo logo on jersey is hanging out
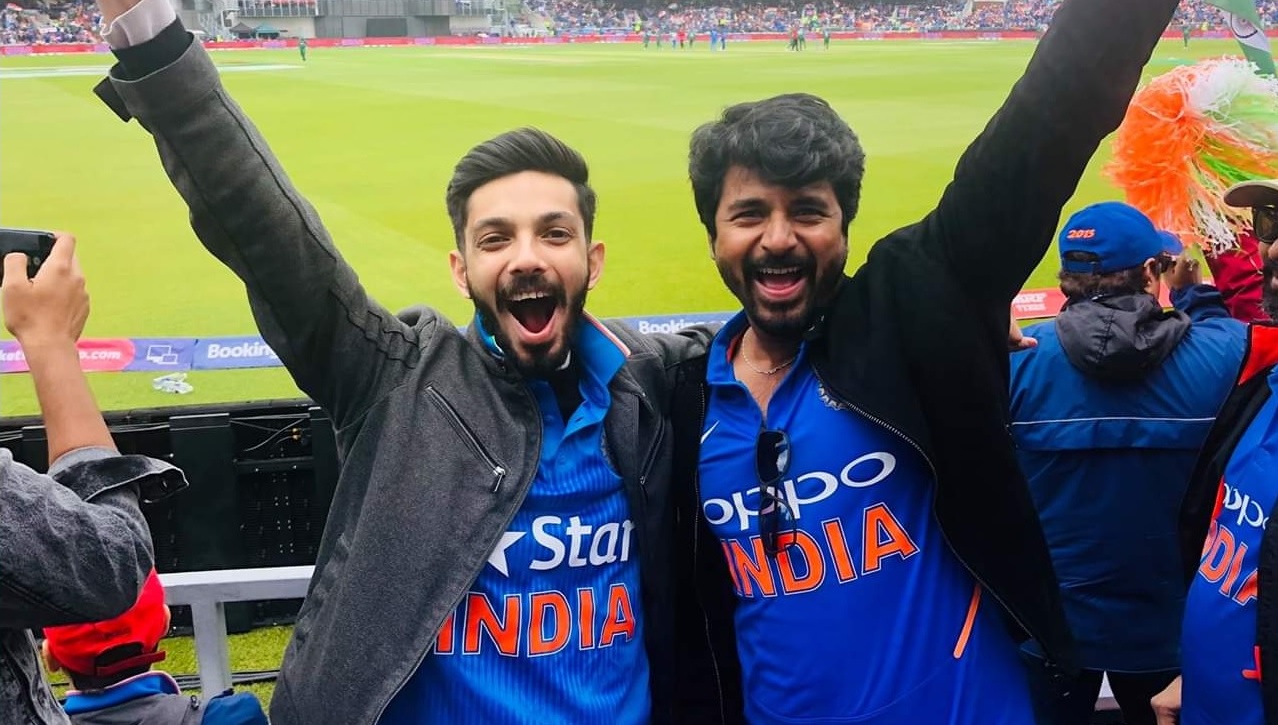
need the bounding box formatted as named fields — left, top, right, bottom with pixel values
left=1222, top=483, right=1270, bottom=530
left=702, top=452, right=897, bottom=532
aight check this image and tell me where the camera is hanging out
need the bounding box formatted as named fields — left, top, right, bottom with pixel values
left=0, top=228, right=56, bottom=285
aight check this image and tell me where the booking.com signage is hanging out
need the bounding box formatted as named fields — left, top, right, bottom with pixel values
left=0, top=312, right=733, bottom=375
left=194, top=336, right=282, bottom=370
left=0, top=296, right=1122, bottom=375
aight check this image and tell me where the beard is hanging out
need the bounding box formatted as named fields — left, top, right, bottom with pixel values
left=1263, top=256, right=1278, bottom=322
left=719, top=249, right=845, bottom=340
left=472, top=273, right=588, bottom=378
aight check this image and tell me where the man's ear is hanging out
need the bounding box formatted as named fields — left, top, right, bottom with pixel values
left=450, top=248, right=471, bottom=299
left=41, top=639, right=60, bottom=674
left=1144, top=257, right=1160, bottom=288
left=586, top=240, right=606, bottom=291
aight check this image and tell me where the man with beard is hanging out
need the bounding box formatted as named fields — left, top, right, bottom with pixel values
left=1151, top=179, right=1278, bottom=725
left=84, top=1, right=712, bottom=722
left=1009, top=202, right=1245, bottom=725
left=667, top=0, right=1181, bottom=721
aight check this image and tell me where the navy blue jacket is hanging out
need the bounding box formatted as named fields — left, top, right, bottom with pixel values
left=1009, top=285, right=1246, bottom=672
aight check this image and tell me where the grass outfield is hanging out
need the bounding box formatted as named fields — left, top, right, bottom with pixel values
left=0, top=38, right=1226, bottom=417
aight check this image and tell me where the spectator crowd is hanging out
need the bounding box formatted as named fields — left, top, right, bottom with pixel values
left=1, top=0, right=102, bottom=44
left=6, top=0, right=1278, bottom=44
left=529, top=0, right=1278, bottom=36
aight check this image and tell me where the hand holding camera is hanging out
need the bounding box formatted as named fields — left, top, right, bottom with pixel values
left=1, top=231, right=89, bottom=350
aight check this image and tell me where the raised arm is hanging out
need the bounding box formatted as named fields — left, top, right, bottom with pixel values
left=926, top=0, right=1180, bottom=306
left=91, top=0, right=429, bottom=426
left=0, top=238, right=187, bottom=628
left=1203, top=232, right=1266, bottom=323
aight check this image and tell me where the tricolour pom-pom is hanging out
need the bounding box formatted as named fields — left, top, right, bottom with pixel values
left=1105, top=57, right=1278, bottom=254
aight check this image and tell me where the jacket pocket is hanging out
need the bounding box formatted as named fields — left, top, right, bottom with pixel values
left=292, top=533, right=351, bottom=646
left=425, top=386, right=508, bottom=492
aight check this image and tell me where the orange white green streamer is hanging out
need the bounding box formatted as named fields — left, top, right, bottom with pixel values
left=1106, top=57, right=1278, bottom=254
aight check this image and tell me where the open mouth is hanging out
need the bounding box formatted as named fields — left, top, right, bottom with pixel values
left=754, top=266, right=807, bottom=300
left=506, top=292, right=559, bottom=337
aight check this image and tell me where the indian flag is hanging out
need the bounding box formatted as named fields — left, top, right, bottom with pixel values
left=1208, top=0, right=1276, bottom=75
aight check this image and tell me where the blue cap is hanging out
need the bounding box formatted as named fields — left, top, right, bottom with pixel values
left=1058, top=202, right=1183, bottom=274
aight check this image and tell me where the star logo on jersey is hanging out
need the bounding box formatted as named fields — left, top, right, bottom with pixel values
left=486, top=531, right=526, bottom=577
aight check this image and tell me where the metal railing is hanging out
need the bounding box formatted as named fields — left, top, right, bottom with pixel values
left=158, top=565, right=314, bottom=699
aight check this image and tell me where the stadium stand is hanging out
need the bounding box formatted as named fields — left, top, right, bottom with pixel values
left=531, top=0, right=1278, bottom=37
left=1, top=0, right=102, bottom=43
left=3, top=0, right=1277, bottom=43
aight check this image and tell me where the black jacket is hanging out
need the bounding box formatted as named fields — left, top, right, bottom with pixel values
left=668, top=0, right=1180, bottom=719
left=1180, top=324, right=1278, bottom=725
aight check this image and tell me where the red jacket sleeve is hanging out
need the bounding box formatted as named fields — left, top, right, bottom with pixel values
left=1205, top=231, right=1266, bottom=323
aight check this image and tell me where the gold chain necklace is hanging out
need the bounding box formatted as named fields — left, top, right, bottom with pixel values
left=740, top=338, right=797, bottom=376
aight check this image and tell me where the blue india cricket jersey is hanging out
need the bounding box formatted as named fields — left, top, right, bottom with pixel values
left=697, top=312, right=1033, bottom=724
left=379, top=318, right=649, bottom=725
left=1180, top=370, right=1278, bottom=725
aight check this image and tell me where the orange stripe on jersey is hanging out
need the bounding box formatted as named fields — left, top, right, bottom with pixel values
left=953, top=585, right=982, bottom=659
left=585, top=315, right=632, bottom=357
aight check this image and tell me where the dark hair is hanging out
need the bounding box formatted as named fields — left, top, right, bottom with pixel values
left=62, top=643, right=152, bottom=692
left=1058, top=267, right=1149, bottom=299
left=445, top=128, right=596, bottom=249
left=688, top=93, right=866, bottom=239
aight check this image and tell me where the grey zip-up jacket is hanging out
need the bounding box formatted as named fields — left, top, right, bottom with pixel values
left=1, top=447, right=187, bottom=725
left=94, top=31, right=711, bottom=725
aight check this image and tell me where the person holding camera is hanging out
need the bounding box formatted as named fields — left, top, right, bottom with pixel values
left=0, top=233, right=187, bottom=725
left=1008, top=202, right=1248, bottom=725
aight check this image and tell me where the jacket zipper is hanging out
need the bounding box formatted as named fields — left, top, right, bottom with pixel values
left=373, top=385, right=538, bottom=724
left=809, top=366, right=1041, bottom=663
left=425, top=386, right=508, bottom=493
left=637, top=419, right=665, bottom=496
left=627, top=405, right=662, bottom=574
left=692, top=381, right=728, bottom=724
